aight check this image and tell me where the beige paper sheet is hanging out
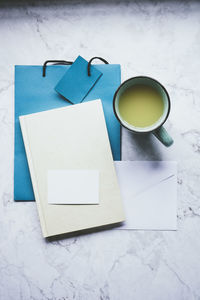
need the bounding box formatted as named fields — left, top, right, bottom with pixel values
left=20, top=100, right=124, bottom=237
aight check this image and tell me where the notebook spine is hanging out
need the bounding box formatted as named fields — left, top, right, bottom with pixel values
left=19, top=116, right=48, bottom=237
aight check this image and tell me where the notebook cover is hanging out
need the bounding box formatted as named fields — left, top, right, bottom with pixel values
left=19, top=100, right=124, bottom=237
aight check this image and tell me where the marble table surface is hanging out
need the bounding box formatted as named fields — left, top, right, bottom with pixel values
left=1, top=1, right=200, bottom=299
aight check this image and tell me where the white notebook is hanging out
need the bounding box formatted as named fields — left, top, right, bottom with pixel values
left=19, top=100, right=124, bottom=237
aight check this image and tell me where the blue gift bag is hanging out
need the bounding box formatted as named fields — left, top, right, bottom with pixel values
left=14, top=58, right=121, bottom=201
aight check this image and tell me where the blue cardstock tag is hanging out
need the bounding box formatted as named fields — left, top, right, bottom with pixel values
left=55, top=56, right=102, bottom=104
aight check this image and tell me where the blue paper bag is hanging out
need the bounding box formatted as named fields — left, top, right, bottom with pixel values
left=15, top=62, right=121, bottom=201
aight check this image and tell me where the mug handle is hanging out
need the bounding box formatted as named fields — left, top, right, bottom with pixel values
left=153, top=126, right=174, bottom=147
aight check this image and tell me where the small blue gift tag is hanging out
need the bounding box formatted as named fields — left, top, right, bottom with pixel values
left=55, top=56, right=102, bottom=104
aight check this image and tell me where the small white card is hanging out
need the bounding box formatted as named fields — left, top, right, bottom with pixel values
left=115, top=161, right=177, bottom=230
left=48, top=170, right=99, bottom=204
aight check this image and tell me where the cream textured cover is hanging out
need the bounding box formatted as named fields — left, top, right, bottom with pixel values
left=19, top=100, right=124, bottom=237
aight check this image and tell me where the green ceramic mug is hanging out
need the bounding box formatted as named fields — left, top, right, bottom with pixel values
left=113, top=76, right=173, bottom=147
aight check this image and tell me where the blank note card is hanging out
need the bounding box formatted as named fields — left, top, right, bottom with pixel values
left=48, top=170, right=99, bottom=204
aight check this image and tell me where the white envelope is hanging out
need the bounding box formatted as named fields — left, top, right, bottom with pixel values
left=115, top=161, right=177, bottom=230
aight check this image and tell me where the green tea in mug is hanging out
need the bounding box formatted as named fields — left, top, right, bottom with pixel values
left=118, top=84, right=164, bottom=128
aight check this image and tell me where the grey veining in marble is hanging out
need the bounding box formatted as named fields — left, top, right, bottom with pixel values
left=1, top=1, right=200, bottom=299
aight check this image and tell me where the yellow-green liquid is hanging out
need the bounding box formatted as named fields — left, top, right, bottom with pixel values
left=118, top=84, right=164, bottom=128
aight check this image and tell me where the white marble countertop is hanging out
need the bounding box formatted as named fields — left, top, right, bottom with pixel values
left=1, top=1, right=200, bottom=299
